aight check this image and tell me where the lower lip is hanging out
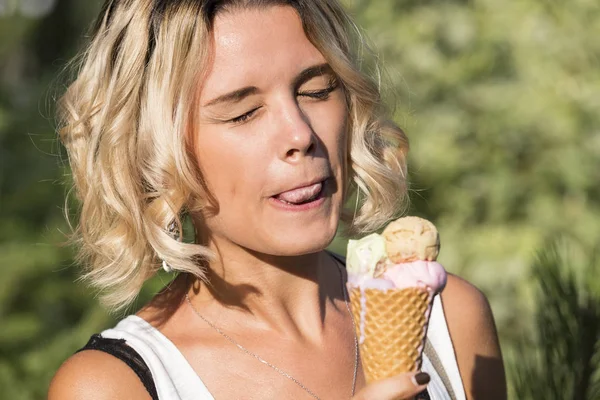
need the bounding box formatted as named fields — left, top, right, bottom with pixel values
left=269, top=180, right=327, bottom=211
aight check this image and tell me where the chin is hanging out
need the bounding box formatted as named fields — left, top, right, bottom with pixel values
left=265, top=225, right=338, bottom=256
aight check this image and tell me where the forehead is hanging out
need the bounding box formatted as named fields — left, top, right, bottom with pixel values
left=201, top=5, right=327, bottom=96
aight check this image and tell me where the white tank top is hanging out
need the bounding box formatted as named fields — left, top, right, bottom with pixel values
left=101, top=294, right=466, bottom=399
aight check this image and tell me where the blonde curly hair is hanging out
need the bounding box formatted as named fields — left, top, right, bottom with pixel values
left=58, top=0, right=409, bottom=310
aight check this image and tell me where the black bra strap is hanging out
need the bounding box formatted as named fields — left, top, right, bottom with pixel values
left=328, top=250, right=346, bottom=265
left=78, top=334, right=159, bottom=400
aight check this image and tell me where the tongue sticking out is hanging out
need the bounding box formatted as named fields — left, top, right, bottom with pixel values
left=275, top=182, right=323, bottom=204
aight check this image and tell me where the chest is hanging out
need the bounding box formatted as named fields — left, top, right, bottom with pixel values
left=177, top=329, right=366, bottom=399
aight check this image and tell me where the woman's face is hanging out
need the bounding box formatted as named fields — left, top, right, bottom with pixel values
left=193, top=5, right=348, bottom=256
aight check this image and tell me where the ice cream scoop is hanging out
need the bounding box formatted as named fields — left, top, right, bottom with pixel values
left=382, top=260, right=447, bottom=293
left=346, top=216, right=446, bottom=294
left=346, top=233, right=386, bottom=277
left=382, top=216, right=440, bottom=263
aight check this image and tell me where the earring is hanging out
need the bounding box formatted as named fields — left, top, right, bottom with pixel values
left=161, top=259, right=173, bottom=273
left=161, top=218, right=181, bottom=273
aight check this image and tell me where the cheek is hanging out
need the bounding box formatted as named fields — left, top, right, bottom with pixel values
left=194, top=129, right=258, bottom=202
left=308, top=96, right=349, bottom=172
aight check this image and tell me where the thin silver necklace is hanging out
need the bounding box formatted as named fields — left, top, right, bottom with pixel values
left=185, top=262, right=359, bottom=400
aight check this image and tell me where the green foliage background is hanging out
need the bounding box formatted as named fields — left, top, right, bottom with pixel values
left=0, top=0, right=598, bottom=398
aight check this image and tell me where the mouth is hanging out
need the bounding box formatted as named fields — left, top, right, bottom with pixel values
left=270, top=179, right=328, bottom=210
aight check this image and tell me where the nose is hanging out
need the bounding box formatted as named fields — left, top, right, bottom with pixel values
left=277, top=100, right=316, bottom=163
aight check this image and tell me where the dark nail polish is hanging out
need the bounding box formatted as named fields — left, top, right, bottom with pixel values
left=414, top=372, right=430, bottom=385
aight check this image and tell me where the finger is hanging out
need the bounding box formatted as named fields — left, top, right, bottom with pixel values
left=352, top=372, right=430, bottom=400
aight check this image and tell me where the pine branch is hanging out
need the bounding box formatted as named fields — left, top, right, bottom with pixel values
left=510, top=240, right=600, bottom=400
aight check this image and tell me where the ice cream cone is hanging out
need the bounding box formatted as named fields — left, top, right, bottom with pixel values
left=346, top=216, right=446, bottom=383
left=348, top=286, right=433, bottom=383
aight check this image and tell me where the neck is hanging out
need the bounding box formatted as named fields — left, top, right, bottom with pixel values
left=188, top=237, right=344, bottom=340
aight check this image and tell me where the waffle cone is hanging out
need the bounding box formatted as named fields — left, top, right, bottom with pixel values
left=348, top=287, right=433, bottom=383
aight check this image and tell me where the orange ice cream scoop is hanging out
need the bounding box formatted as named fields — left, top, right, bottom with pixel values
left=382, top=216, right=440, bottom=263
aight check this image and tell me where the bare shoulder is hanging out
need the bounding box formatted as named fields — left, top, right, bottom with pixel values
left=48, top=349, right=151, bottom=400
left=440, top=273, right=507, bottom=400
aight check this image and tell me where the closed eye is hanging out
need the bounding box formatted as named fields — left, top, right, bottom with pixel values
left=297, top=82, right=338, bottom=100
left=225, top=79, right=338, bottom=124
left=227, top=106, right=261, bottom=124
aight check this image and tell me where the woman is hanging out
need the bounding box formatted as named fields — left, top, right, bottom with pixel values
left=49, top=0, right=506, bottom=399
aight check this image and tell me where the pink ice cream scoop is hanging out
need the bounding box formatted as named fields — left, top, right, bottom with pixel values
left=347, top=260, right=447, bottom=293
left=382, top=260, right=447, bottom=292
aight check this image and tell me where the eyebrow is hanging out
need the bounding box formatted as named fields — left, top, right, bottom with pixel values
left=203, top=63, right=335, bottom=108
left=204, top=86, right=259, bottom=107
left=292, top=63, right=334, bottom=89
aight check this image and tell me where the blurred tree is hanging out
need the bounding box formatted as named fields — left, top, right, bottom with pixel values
left=509, top=239, right=600, bottom=399
left=0, top=1, right=111, bottom=398
left=341, top=0, right=600, bottom=350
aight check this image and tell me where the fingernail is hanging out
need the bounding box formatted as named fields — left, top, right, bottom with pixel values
left=412, top=372, right=430, bottom=386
